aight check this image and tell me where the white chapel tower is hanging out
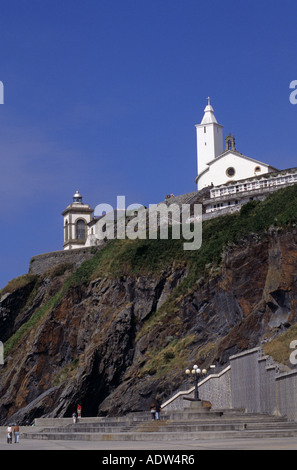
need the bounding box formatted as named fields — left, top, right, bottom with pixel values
left=195, top=99, right=277, bottom=190
left=62, top=190, right=93, bottom=250
left=195, top=98, right=223, bottom=189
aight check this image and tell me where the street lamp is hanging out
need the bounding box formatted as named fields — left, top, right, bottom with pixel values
left=185, top=365, right=207, bottom=401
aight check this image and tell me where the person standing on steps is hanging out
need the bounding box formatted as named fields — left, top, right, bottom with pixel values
left=155, top=402, right=161, bottom=420
left=150, top=403, right=156, bottom=420
left=77, top=404, right=82, bottom=420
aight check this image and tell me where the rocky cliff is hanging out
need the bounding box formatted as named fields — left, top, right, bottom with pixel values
left=1, top=186, right=297, bottom=424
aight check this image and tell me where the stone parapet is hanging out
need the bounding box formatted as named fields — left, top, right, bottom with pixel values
left=29, top=246, right=104, bottom=276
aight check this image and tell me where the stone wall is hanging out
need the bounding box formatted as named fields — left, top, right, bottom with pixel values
left=161, top=388, right=195, bottom=411
left=162, top=366, right=232, bottom=412
left=276, top=370, right=297, bottom=421
left=199, top=366, right=232, bottom=409
left=228, top=348, right=297, bottom=420
left=164, top=347, right=297, bottom=421
left=29, top=245, right=104, bottom=276
left=230, top=348, right=263, bottom=413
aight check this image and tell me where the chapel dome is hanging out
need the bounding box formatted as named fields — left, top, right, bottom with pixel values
left=73, top=190, right=83, bottom=203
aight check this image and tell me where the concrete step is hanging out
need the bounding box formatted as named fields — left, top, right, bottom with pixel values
left=163, top=411, right=286, bottom=421
left=35, top=413, right=291, bottom=435
left=22, top=405, right=297, bottom=442
left=22, top=417, right=297, bottom=442
left=75, top=415, right=290, bottom=428
left=22, top=428, right=297, bottom=442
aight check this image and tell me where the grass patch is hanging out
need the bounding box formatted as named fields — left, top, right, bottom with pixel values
left=46, top=262, right=74, bottom=279
left=263, top=325, right=297, bottom=366
left=139, top=335, right=196, bottom=379
left=0, top=274, right=38, bottom=297
left=53, top=359, right=79, bottom=386
left=4, top=290, right=64, bottom=355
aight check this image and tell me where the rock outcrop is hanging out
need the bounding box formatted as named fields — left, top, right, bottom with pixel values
left=2, top=187, right=297, bottom=424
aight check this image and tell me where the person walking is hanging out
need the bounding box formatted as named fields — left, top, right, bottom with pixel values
left=13, top=424, right=20, bottom=443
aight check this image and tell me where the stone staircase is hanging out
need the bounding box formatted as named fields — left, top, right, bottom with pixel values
left=21, top=401, right=297, bottom=442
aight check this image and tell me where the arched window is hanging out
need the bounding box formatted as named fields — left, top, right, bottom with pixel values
left=65, top=220, right=69, bottom=242
left=76, top=219, right=86, bottom=240
left=225, top=134, right=236, bottom=152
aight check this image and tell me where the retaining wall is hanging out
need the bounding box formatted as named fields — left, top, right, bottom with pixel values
left=28, top=245, right=104, bottom=276
left=164, top=347, right=297, bottom=421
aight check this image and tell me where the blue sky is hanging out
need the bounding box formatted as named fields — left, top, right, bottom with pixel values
left=0, top=0, right=297, bottom=289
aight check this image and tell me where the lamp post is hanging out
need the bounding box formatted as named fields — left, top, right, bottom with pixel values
left=185, top=365, right=207, bottom=401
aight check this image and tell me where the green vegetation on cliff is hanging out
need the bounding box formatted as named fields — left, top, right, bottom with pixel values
left=67, top=183, right=297, bottom=284
left=4, top=184, right=297, bottom=361
left=0, top=274, right=38, bottom=297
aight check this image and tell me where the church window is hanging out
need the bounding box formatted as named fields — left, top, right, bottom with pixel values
left=76, top=219, right=86, bottom=240
left=226, top=167, right=235, bottom=178
left=254, top=166, right=261, bottom=172
left=65, top=221, right=69, bottom=242
left=204, top=126, right=206, bottom=133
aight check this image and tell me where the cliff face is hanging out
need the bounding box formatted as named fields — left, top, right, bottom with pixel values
left=1, top=223, right=297, bottom=424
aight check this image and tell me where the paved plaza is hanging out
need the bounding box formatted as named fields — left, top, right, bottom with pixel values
left=0, top=436, right=297, bottom=450
left=2, top=402, right=297, bottom=451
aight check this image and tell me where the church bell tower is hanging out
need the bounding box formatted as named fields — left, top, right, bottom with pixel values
left=62, top=190, right=93, bottom=250
left=195, top=98, right=223, bottom=189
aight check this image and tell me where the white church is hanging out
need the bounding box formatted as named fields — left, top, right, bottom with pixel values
left=195, top=98, right=278, bottom=189
left=62, top=99, right=297, bottom=250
